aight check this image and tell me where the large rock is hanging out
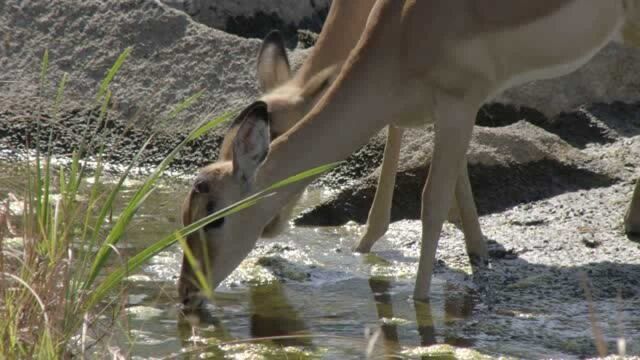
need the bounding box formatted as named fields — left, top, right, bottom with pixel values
left=161, top=0, right=331, bottom=47
left=497, top=43, right=640, bottom=117
left=2, top=1, right=640, bottom=135
left=0, top=0, right=309, bottom=135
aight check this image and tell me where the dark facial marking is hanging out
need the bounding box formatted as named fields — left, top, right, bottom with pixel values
left=204, top=200, right=225, bottom=230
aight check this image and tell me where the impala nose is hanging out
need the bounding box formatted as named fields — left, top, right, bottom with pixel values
left=180, top=285, right=205, bottom=310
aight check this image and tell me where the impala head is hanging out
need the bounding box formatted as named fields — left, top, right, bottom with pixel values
left=178, top=31, right=335, bottom=307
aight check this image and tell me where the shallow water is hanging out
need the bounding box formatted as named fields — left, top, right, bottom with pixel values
left=2, top=160, right=639, bottom=359
left=110, top=185, right=476, bottom=359
left=113, top=180, right=640, bottom=359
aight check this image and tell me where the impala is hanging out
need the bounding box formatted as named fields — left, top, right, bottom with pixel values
left=180, top=0, right=640, bottom=305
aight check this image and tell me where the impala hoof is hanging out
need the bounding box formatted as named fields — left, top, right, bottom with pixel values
left=354, top=230, right=386, bottom=253
left=625, top=208, right=640, bottom=236
left=353, top=243, right=374, bottom=253
left=469, top=253, right=489, bottom=267
left=625, top=221, right=640, bottom=240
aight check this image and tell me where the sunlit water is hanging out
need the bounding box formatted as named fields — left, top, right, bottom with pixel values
left=2, top=160, right=638, bottom=359
left=113, top=184, right=484, bottom=359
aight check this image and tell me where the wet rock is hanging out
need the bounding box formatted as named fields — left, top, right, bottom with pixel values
left=0, top=97, right=226, bottom=173
left=256, top=256, right=311, bottom=282
left=126, top=305, right=164, bottom=320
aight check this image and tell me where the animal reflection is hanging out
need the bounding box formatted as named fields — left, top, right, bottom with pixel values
left=178, top=282, right=311, bottom=355
left=368, top=277, right=475, bottom=358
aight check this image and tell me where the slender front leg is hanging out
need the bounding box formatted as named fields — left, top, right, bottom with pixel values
left=414, top=93, right=477, bottom=300
left=625, top=178, right=640, bottom=236
left=355, top=125, right=404, bottom=253
left=455, top=164, right=488, bottom=262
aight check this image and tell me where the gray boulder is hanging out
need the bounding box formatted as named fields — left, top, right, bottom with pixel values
left=0, top=0, right=315, bottom=136
left=497, top=43, right=640, bottom=117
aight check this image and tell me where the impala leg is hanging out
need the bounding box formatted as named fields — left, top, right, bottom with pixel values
left=414, top=93, right=476, bottom=300
left=455, top=164, right=488, bottom=262
left=354, top=125, right=404, bottom=253
left=624, top=178, right=640, bottom=236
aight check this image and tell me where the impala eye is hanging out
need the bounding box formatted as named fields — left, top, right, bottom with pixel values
left=204, top=201, right=225, bottom=230
left=194, top=179, right=209, bottom=193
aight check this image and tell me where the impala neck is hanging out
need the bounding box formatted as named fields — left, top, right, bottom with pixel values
left=294, top=0, right=375, bottom=84
left=257, top=0, right=414, bottom=208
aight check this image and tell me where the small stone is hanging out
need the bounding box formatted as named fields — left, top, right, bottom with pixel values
left=581, top=237, right=601, bottom=248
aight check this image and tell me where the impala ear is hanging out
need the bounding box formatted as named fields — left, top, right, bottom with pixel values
left=232, top=101, right=270, bottom=182
left=257, top=30, right=292, bottom=92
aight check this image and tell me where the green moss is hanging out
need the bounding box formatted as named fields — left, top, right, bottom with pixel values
left=401, top=344, right=495, bottom=360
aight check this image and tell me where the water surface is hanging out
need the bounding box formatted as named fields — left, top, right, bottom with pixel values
left=2, top=160, right=638, bottom=359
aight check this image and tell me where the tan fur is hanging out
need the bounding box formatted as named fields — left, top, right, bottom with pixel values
left=180, top=0, right=640, bottom=305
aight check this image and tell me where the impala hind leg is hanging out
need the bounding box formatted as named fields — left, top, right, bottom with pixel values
left=354, top=125, right=404, bottom=253
left=455, top=164, right=487, bottom=262
left=625, top=178, right=640, bottom=236
left=414, top=93, right=476, bottom=300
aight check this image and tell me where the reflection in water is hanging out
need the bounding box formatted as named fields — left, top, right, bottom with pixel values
left=414, top=298, right=437, bottom=347
left=177, top=282, right=312, bottom=356
left=442, top=283, right=475, bottom=347
left=369, top=277, right=401, bottom=356
left=249, top=283, right=312, bottom=347
left=368, top=277, right=476, bottom=357
left=177, top=307, right=230, bottom=359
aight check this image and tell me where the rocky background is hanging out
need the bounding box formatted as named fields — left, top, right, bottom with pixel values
left=0, top=0, right=639, bottom=225
left=160, top=0, right=330, bottom=48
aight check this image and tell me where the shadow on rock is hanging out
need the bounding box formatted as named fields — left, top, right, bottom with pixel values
left=296, top=159, right=617, bottom=226
left=477, top=101, right=640, bottom=149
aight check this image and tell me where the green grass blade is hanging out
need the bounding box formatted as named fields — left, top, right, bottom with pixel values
left=85, top=191, right=268, bottom=310
left=168, top=90, right=204, bottom=120
left=84, top=109, right=234, bottom=288
left=82, top=135, right=154, bottom=288
left=96, top=47, right=131, bottom=102
left=176, top=234, right=213, bottom=299
left=53, top=73, right=68, bottom=121
left=39, top=49, right=49, bottom=97
left=187, top=109, right=237, bottom=142
left=85, top=161, right=339, bottom=309
left=265, top=162, right=343, bottom=190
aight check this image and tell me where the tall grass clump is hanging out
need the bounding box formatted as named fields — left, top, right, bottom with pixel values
left=0, top=49, right=336, bottom=359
